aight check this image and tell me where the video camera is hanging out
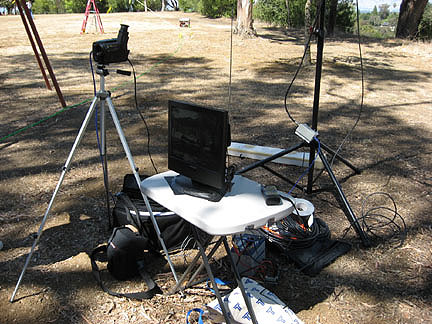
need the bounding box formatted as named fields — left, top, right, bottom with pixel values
left=92, top=24, right=130, bottom=65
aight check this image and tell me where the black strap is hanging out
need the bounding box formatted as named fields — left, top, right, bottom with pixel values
left=90, top=245, right=162, bottom=300
left=117, top=193, right=142, bottom=230
left=117, top=193, right=155, bottom=241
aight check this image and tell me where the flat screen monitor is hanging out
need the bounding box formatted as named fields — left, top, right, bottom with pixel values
left=167, top=100, right=231, bottom=201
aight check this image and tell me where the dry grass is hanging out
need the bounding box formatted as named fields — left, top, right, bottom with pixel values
left=0, top=11, right=431, bottom=324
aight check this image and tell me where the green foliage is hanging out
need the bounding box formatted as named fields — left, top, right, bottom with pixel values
left=200, top=0, right=235, bottom=18
left=358, top=10, right=398, bottom=39
left=254, top=0, right=355, bottom=31
left=359, top=24, right=386, bottom=38
left=178, top=0, right=235, bottom=17
left=418, top=3, right=432, bottom=39
left=335, top=0, right=355, bottom=32
left=107, top=0, right=129, bottom=12
left=289, top=0, right=309, bottom=27
left=33, top=0, right=58, bottom=13
left=0, top=0, right=14, bottom=10
left=254, top=0, right=306, bottom=28
left=378, top=3, right=389, bottom=19
left=178, top=0, right=201, bottom=12
left=133, top=0, right=161, bottom=11
left=64, top=0, right=87, bottom=13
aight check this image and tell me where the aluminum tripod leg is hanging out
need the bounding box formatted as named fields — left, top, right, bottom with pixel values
left=99, top=99, right=111, bottom=227
left=10, top=96, right=99, bottom=302
left=105, top=97, right=181, bottom=286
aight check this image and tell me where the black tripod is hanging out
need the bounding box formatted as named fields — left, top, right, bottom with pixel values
left=237, top=1, right=370, bottom=247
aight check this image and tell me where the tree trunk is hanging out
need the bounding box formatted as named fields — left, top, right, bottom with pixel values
left=396, top=0, right=428, bottom=38
left=144, top=0, right=147, bottom=11
left=304, top=0, right=312, bottom=65
left=234, top=0, right=256, bottom=37
left=285, top=0, right=291, bottom=28
left=327, top=0, right=338, bottom=36
left=161, top=0, right=165, bottom=11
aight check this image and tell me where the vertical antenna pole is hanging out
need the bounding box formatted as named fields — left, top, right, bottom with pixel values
left=306, top=0, right=325, bottom=193
left=228, top=8, right=234, bottom=110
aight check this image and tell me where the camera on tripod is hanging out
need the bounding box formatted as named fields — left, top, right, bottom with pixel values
left=92, top=24, right=130, bottom=65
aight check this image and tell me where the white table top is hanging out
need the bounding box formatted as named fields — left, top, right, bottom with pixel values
left=140, top=171, right=294, bottom=235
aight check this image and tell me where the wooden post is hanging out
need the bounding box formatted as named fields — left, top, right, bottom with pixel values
left=20, top=0, right=66, bottom=108
left=15, top=0, right=51, bottom=90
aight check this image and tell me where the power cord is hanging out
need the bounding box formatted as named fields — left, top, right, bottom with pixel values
left=283, top=0, right=324, bottom=126
left=128, top=59, right=158, bottom=174
left=283, top=0, right=366, bottom=170
left=340, top=192, right=407, bottom=247
left=260, top=215, right=330, bottom=251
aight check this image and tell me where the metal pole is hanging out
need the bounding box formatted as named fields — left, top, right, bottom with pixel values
left=307, top=0, right=325, bottom=194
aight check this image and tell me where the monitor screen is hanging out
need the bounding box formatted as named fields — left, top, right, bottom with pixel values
left=168, top=100, right=230, bottom=196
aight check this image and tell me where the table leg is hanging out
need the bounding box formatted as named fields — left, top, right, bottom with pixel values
left=169, top=236, right=224, bottom=294
left=194, top=231, right=233, bottom=324
left=223, top=237, right=259, bottom=324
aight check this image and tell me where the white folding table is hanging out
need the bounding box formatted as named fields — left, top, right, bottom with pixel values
left=141, top=170, right=295, bottom=324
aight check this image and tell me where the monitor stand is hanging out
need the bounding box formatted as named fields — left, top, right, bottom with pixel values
left=165, top=175, right=227, bottom=202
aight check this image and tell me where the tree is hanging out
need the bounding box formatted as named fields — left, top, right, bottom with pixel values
left=234, top=0, right=256, bottom=36
left=304, top=0, right=312, bottom=64
left=379, top=3, right=390, bottom=19
left=396, top=0, right=428, bottom=38
left=285, top=0, right=291, bottom=27
left=327, top=0, right=338, bottom=36
left=201, top=0, right=235, bottom=17
left=418, top=3, right=432, bottom=39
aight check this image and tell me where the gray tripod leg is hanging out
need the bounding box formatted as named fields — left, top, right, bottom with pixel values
left=105, top=97, right=181, bottom=286
left=10, top=96, right=99, bottom=302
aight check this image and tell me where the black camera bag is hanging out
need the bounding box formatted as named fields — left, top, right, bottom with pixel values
left=112, top=174, right=193, bottom=251
left=106, top=226, right=148, bottom=280
left=90, top=226, right=162, bottom=300
left=112, top=192, right=192, bottom=251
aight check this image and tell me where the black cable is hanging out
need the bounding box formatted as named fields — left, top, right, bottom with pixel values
left=90, top=51, right=97, bottom=96
left=283, top=0, right=324, bottom=126
left=127, top=59, right=158, bottom=175
left=340, top=192, right=407, bottom=247
left=259, top=192, right=330, bottom=251
left=260, top=216, right=329, bottom=251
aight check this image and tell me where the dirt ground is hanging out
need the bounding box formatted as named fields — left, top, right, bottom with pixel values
left=0, top=11, right=431, bottom=324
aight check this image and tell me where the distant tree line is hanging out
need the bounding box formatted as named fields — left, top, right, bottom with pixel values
left=2, top=0, right=430, bottom=39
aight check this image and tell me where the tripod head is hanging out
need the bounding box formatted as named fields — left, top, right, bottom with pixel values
left=96, top=64, right=132, bottom=78
left=96, top=64, right=109, bottom=77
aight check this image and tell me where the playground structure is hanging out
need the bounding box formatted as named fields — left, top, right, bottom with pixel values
left=15, top=0, right=66, bottom=108
left=81, top=0, right=104, bottom=34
